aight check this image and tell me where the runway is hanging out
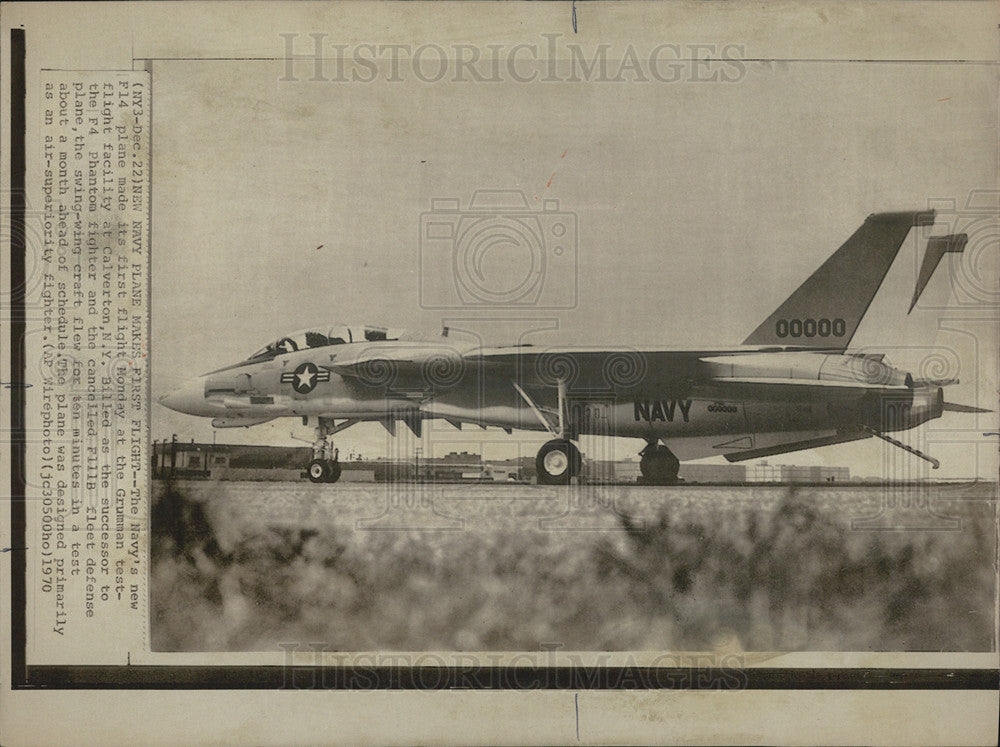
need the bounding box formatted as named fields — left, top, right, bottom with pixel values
left=152, top=479, right=995, bottom=530
left=150, top=480, right=996, bottom=653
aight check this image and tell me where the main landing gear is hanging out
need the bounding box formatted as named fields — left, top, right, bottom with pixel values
left=517, top=378, right=584, bottom=485
left=306, top=419, right=342, bottom=483
left=638, top=442, right=680, bottom=485
left=517, top=380, right=681, bottom=486
left=535, top=438, right=583, bottom=485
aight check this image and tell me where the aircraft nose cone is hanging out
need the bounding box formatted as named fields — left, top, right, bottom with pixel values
left=158, top=376, right=208, bottom=416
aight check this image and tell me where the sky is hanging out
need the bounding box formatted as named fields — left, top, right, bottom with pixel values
left=150, top=51, right=998, bottom=479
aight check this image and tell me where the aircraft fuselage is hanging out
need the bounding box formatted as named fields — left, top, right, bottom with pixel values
left=161, top=343, right=943, bottom=464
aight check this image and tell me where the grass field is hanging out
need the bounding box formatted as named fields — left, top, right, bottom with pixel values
left=150, top=480, right=997, bottom=652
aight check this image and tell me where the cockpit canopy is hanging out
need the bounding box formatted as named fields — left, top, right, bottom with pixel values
left=247, top=324, right=404, bottom=362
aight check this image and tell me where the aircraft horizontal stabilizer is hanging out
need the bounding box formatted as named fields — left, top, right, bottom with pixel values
left=942, top=402, right=992, bottom=414
left=911, top=377, right=959, bottom=387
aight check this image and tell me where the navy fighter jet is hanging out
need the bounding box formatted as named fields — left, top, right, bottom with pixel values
left=160, top=211, right=988, bottom=484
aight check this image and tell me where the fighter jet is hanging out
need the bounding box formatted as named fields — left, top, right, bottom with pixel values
left=160, top=211, right=989, bottom=484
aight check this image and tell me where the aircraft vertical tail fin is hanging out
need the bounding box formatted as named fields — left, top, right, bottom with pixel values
left=742, top=211, right=935, bottom=350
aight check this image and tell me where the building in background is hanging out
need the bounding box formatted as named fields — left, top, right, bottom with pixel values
left=153, top=439, right=850, bottom=484
left=373, top=452, right=528, bottom=483
left=584, top=459, right=747, bottom=483
left=152, top=438, right=376, bottom=482
left=747, top=461, right=850, bottom=483
left=679, top=463, right=749, bottom=483
left=151, top=437, right=222, bottom=480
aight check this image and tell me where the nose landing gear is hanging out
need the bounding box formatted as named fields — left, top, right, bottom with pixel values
left=638, top=442, right=680, bottom=485
left=305, top=418, right=344, bottom=483
left=307, top=457, right=342, bottom=483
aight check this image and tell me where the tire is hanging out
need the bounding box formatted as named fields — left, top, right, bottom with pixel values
left=639, top=444, right=680, bottom=485
left=659, top=445, right=680, bottom=483
left=307, top=459, right=329, bottom=483
left=536, top=439, right=582, bottom=485
left=325, top=460, right=342, bottom=484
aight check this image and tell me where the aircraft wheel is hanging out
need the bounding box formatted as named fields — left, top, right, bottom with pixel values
left=536, top=439, right=582, bottom=485
left=325, top=460, right=342, bottom=484
left=640, top=445, right=680, bottom=485
left=307, top=459, right=329, bottom=483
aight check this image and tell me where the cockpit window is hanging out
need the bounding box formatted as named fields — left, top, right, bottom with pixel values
left=245, top=324, right=403, bottom=362
left=327, top=325, right=351, bottom=345
left=305, top=331, right=329, bottom=348
left=248, top=345, right=274, bottom=361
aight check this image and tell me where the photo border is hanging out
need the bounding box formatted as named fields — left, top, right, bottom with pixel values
left=7, top=23, right=998, bottom=694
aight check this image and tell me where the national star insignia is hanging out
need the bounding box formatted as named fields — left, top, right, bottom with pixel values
left=280, top=362, right=330, bottom=394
